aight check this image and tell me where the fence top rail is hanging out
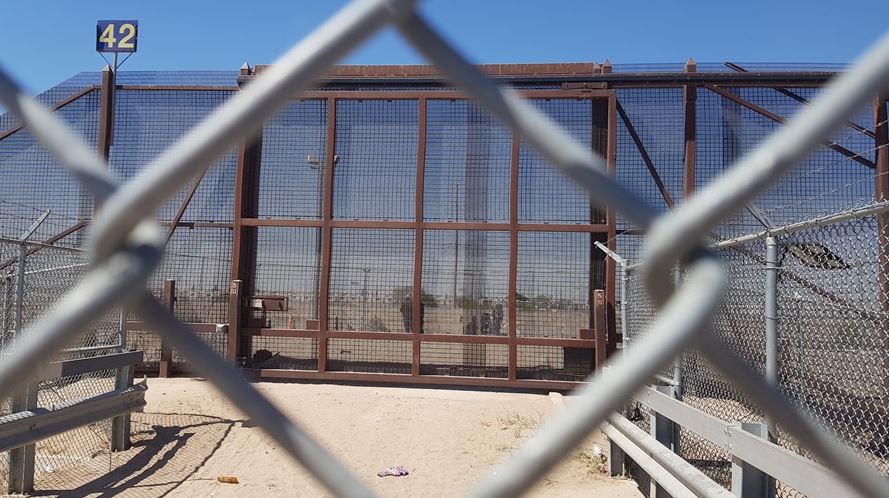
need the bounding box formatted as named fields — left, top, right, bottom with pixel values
left=615, top=200, right=889, bottom=271
left=712, top=199, right=889, bottom=249
left=244, top=63, right=839, bottom=86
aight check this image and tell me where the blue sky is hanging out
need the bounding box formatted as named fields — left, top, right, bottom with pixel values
left=2, top=0, right=888, bottom=94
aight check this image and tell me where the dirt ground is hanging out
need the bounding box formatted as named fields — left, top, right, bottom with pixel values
left=30, top=378, right=641, bottom=498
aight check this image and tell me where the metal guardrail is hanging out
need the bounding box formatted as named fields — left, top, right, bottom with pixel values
left=0, top=0, right=888, bottom=496
left=626, top=386, right=858, bottom=497
left=0, top=383, right=146, bottom=453
left=603, top=413, right=735, bottom=498
left=1, top=350, right=143, bottom=493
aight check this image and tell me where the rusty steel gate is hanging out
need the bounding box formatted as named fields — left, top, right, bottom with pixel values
left=229, top=68, right=618, bottom=390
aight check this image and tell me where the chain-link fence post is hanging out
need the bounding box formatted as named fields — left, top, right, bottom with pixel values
left=7, top=212, right=49, bottom=494
left=7, top=242, right=36, bottom=495
left=111, top=307, right=133, bottom=451
left=764, top=236, right=779, bottom=438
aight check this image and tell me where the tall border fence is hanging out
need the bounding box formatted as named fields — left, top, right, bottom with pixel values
left=1, top=0, right=889, bottom=495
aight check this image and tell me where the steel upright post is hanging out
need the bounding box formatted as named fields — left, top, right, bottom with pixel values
left=874, top=96, right=889, bottom=401
left=111, top=306, right=132, bottom=451
left=764, top=236, right=779, bottom=438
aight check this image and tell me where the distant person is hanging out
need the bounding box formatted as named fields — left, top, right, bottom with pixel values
left=466, top=315, right=478, bottom=336
left=492, top=304, right=503, bottom=335
left=399, top=294, right=412, bottom=332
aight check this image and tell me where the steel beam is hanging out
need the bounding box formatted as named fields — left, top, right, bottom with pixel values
left=616, top=101, right=676, bottom=208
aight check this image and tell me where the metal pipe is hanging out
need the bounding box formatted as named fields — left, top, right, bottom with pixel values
left=714, top=199, right=889, bottom=249
left=14, top=244, right=26, bottom=340
left=673, top=264, right=683, bottom=395
left=605, top=414, right=735, bottom=498
left=765, top=236, right=779, bottom=437
left=601, top=422, right=698, bottom=498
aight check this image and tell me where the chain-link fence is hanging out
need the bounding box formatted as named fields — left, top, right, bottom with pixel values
left=621, top=202, right=889, bottom=496
left=0, top=229, right=125, bottom=492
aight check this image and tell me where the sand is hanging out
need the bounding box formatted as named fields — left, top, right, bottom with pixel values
left=31, top=378, right=641, bottom=497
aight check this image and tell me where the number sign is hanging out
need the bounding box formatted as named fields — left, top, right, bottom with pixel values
left=96, top=20, right=138, bottom=53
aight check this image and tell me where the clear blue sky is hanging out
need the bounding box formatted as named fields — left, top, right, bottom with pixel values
left=2, top=0, right=888, bottom=94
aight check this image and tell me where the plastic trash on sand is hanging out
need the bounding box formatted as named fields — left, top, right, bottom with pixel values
left=377, top=466, right=409, bottom=477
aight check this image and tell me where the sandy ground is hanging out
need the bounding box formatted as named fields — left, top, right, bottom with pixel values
left=30, top=378, right=640, bottom=498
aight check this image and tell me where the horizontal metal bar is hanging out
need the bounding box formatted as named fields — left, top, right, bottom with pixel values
left=636, top=386, right=861, bottom=497
left=240, top=218, right=610, bottom=233
left=713, top=199, right=889, bottom=249
left=653, top=374, right=679, bottom=386
left=0, top=384, right=146, bottom=453
left=250, top=368, right=583, bottom=391
left=605, top=414, right=734, bottom=498
left=126, top=321, right=220, bottom=333
left=0, top=235, right=85, bottom=253
left=245, top=65, right=839, bottom=85
left=29, top=351, right=143, bottom=383
left=242, top=328, right=596, bottom=347
left=601, top=420, right=698, bottom=498
left=636, top=385, right=734, bottom=449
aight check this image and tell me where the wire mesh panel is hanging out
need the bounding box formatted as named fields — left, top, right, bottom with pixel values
left=326, top=338, right=412, bottom=374
left=0, top=93, right=99, bottom=228
left=253, top=227, right=321, bottom=329
left=615, top=88, right=684, bottom=229
left=421, top=230, right=509, bottom=335
left=423, top=99, right=511, bottom=223
left=258, top=99, right=328, bottom=219
left=333, top=99, right=417, bottom=221
left=250, top=337, right=319, bottom=371
left=328, top=229, right=414, bottom=332
left=150, top=227, right=232, bottom=324
left=696, top=87, right=877, bottom=239
left=518, top=98, right=599, bottom=224
left=109, top=89, right=237, bottom=223
left=420, top=341, right=508, bottom=378
left=516, top=232, right=597, bottom=338
left=516, top=345, right=592, bottom=381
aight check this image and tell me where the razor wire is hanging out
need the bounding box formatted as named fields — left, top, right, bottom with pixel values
left=0, top=0, right=888, bottom=496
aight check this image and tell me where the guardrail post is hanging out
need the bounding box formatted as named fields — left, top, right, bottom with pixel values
left=159, top=279, right=175, bottom=377
left=111, top=307, right=133, bottom=451
left=732, top=423, right=776, bottom=498
left=7, top=382, right=37, bottom=494
left=649, top=385, right=676, bottom=498
left=609, top=437, right=626, bottom=477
